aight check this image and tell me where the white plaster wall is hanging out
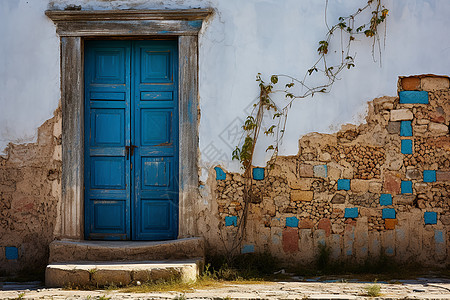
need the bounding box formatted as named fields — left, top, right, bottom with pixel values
left=1, top=0, right=449, bottom=180
left=0, top=0, right=60, bottom=155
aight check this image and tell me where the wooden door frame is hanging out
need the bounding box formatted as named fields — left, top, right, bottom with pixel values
left=46, top=9, right=212, bottom=240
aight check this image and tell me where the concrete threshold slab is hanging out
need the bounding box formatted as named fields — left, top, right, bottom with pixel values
left=45, top=259, right=203, bottom=288
left=49, top=237, right=205, bottom=263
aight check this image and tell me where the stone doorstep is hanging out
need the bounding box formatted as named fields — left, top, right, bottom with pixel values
left=49, top=237, right=205, bottom=263
left=45, top=259, right=204, bottom=288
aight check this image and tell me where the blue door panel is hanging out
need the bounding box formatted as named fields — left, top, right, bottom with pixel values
left=85, top=40, right=178, bottom=241
left=90, top=92, right=126, bottom=101
left=91, top=157, right=126, bottom=189
left=140, top=110, right=171, bottom=145
left=91, top=109, right=125, bottom=147
left=141, top=91, right=173, bottom=101
left=140, top=200, right=171, bottom=230
left=140, top=50, right=172, bottom=83
left=142, top=157, right=171, bottom=188
left=92, top=49, right=126, bottom=84
left=92, top=200, right=127, bottom=232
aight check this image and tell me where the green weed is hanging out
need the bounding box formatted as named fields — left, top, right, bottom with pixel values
left=364, top=283, right=381, bottom=297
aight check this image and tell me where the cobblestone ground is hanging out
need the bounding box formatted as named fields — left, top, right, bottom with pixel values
left=1, top=277, right=450, bottom=299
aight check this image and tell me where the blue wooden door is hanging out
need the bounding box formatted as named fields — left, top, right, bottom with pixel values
left=84, top=40, right=178, bottom=240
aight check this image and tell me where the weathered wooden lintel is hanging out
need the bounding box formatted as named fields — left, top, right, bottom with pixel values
left=45, top=9, right=213, bottom=36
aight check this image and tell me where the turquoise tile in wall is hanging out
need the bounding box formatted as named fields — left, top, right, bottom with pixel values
left=400, top=121, right=412, bottom=137
left=401, top=139, right=413, bottom=154
left=399, top=91, right=429, bottom=104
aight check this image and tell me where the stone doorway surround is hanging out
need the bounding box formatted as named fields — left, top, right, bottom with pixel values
left=46, top=8, right=212, bottom=240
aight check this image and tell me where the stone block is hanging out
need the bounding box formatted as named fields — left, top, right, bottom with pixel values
left=400, top=121, right=412, bottom=137
left=214, top=167, right=226, bottom=180
left=384, top=173, right=401, bottom=194
left=379, top=194, right=392, bottom=206
left=350, top=179, right=369, bottom=193
left=299, top=163, right=314, bottom=177
left=401, top=181, right=413, bottom=194
left=299, top=219, right=314, bottom=229
left=386, top=121, right=401, bottom=134
left=390, top=109, right=413, bottom=121
left=437, top=171, right=450, bottom=181
left=369, top=182, right=382, bottom=193
left=291, top=190, right=313, bottom=202
left=225, top=216, right=237, bottom=227
left=286, top=216, right=299, bottom=228
left=401, top=77, right=421, bottom=90
left=331, top=193, right=345, bottom=204
left=440, top=215, right=450, bottom=225
left=313, top=164, right=327, bottom=178
left=45, top=267, right=90, bottom=288
left=428, top=122, right=448, bottom=135
left=401, top=139, right=413, bottom=154
left=344, top=207, right=358, bottom=218
left=282, top=228, right=299, bottom=253
left=424, top=212, right=437, bottom=225
left=382, top=208, right=396, bottom=219
left=385, top=219, right=398, bottom=230
left=421, top=77, right=450, bottom=91
left=337, top=179, right=350, bottom=191
left=328, top=166, right=342, bottom=180
left=399, top=91, right=429, bottom=104
left=406, top=168, right=421, bottom=180
left=252, top=167, right=264, bottom=180
left=288, top=178, right=314, bottom=190
left=150, top=268, right=181, bottom=282
left=423, top=170, right=436, bottom=183
left=317, top=218, right=331, bottom=237
left=394, top=195, right=416, bottom=205
left=429, top=111, right=445, bottom=123
left=92, top=269, right=132, bottom=286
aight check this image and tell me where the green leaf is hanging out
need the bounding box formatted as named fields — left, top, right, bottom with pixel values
left=271, top=75, right=278, bottom=84
left=266, top=145, right=274, bottom=152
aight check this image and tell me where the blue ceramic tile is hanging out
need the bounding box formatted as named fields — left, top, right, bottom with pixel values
left=225, top=216, right=237, bottom=226
left=252, top=167, right=265, bottom=180
left=344, top=207, right=358, bottom=218
left=214, top=167, right=226, bottom=180
left=338, top=179, right=350, bottom=191
left=401, top=181, right=413, bottom=194
left=401, top=139, right=413, bottom=154
left=400, top=121, right=412, bottom=137
left=379, top=194, right=393, bottom=206
left=382, top=208, right=396, bottom=219
left=5, top=247, right=18, bottom=260
left=286, top=216, right=299, bottom=227
left=423, top=170, right=436, bottom=183
left=424, top=212, right=437, bottom=225
left=399, top=91, right=429, bottom=104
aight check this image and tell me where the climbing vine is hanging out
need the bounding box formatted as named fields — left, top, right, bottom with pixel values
left=223, top=0, right=389, bottom=258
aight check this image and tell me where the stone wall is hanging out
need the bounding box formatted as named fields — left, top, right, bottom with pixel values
left=203, top=75, right=450, bottom=267
left=0, top=107, right=61, bottom=275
